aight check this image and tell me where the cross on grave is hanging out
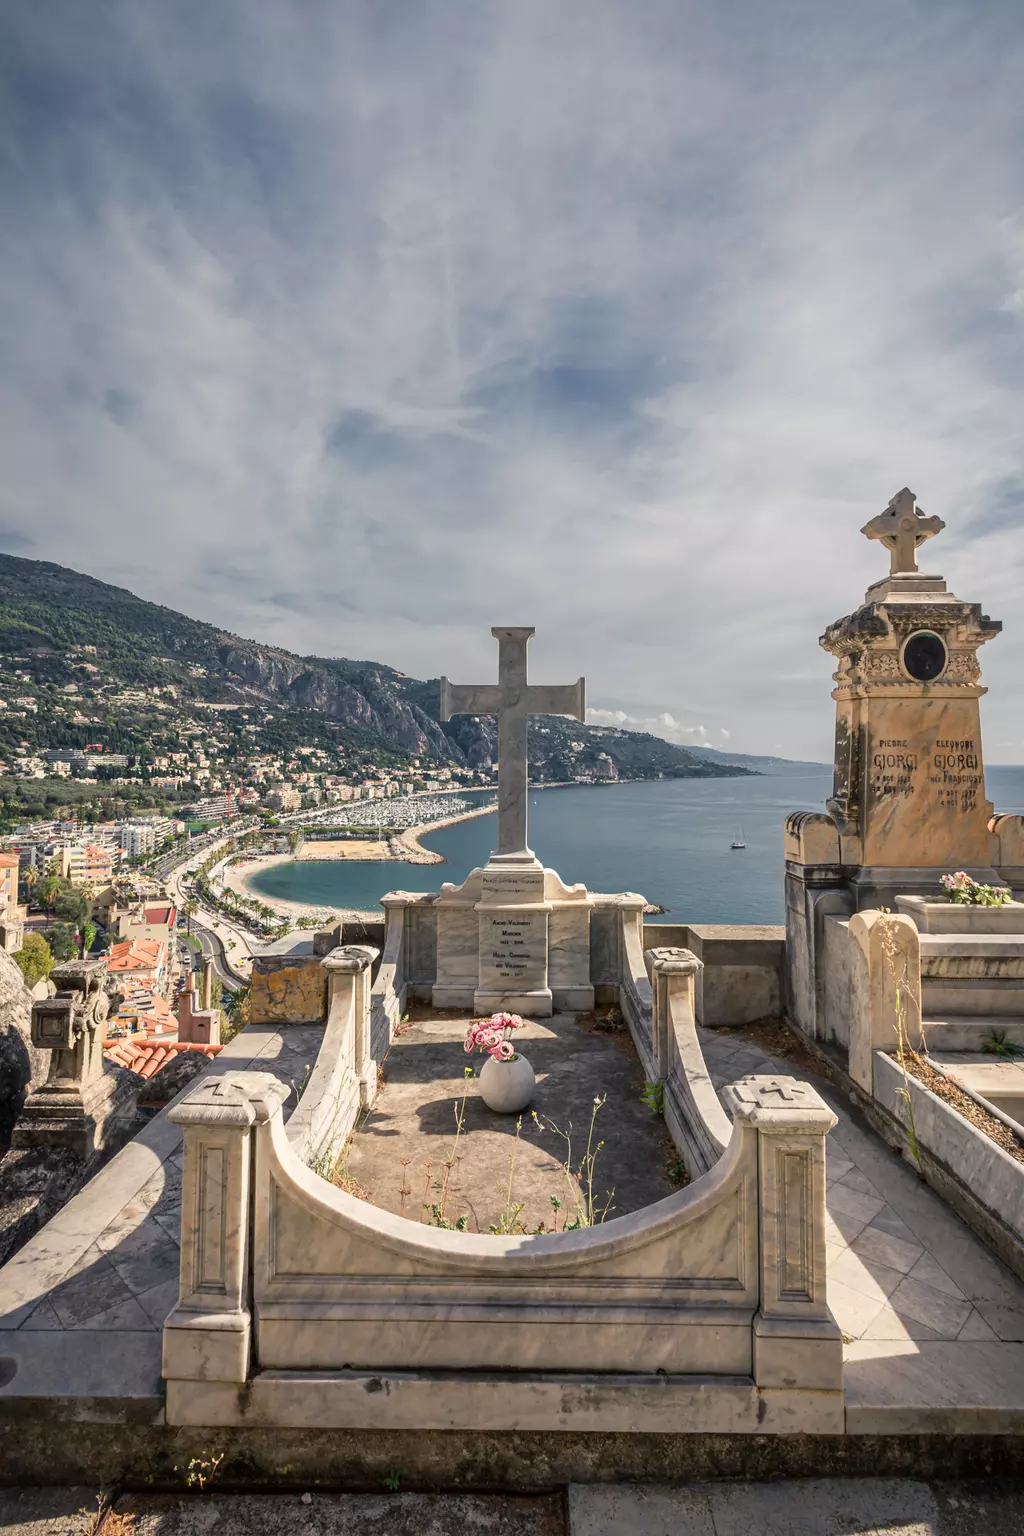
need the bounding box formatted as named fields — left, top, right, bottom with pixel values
left=440, top=627, right=585, bottom=859
left=861, top=487, right=945, bottom=575
left=756, top=1078, right=799, bottom=1102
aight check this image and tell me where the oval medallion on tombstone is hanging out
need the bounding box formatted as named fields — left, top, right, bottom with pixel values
left=901, top=630, right=948, bottom=682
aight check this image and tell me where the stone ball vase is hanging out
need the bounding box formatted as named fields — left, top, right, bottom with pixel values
left=478, top=1053, right=536, bottom=1114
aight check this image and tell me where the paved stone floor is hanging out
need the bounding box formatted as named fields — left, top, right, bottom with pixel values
left=0, top=1025, right=323, bottom=1341
left=3, top=1481, right=1024, bottom=1535
left=699, top=1024, right=1024, bottom=1429
left=344, top=1009, right=678, bottom=1232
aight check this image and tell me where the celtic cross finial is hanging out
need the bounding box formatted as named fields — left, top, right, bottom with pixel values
left=861, top=487, right=945, bottom=575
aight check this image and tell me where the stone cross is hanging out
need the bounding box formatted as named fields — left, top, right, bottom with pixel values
left=756, top=1078, right=799, bottom=1102
left=440, top=627, right=585, bottom=857
left=861, top=487, right=945, bottom=575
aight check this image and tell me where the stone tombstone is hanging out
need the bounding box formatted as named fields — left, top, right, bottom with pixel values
left=821, top=487, right=1000, bottom=875
left=785, top=488, right=1010, bottom=1037
left=431, top=626, right=594, bottom=1016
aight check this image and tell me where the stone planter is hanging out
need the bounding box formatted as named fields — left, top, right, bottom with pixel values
left=478, top=1054, right=536, bottom=1114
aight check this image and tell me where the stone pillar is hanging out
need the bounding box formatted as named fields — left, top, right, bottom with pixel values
left=645, top=947, right=702, bottom=1079
left=783, top=812, right=855, bottom=1041
left=14, top=957, right=128, bottom=1157
left=176, top=976, right=221, bottom=1046
left=992, top=813, right=1024, bottom=896
left=846, top=910, right=922, bottom=1093
left=163, top=1072, right=288, bottom=1407
left=201, top=958, right=213, bottom=1011
left=321, top=945, right=378, bottom=1107
left=722, top=1075, right=843, bottom=1416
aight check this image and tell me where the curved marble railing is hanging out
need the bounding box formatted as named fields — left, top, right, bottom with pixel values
left=646, top=947, right=732, bottom=1177
left=618, top=899, right=655, bottom=1067
left=162, top=1063, right=841, bottom=1428
left=369, top=894, right=409, bottom=1065
left=612, top=891, right=731, bottom=1178
left=285, top=945, right=378, bottom=1166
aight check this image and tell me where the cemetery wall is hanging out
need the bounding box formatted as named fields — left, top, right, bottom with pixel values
left=644, top=923, right=785, bottom=1026
left=250, top=951, right=327, bottom=1024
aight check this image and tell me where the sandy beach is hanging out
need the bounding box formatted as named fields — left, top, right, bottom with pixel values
left=222, top=802, right=496, bottom=923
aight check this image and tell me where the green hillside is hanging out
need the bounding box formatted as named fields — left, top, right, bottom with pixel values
left=0, top=554, right=754, bottom=812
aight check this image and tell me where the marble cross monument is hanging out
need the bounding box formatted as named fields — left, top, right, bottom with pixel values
left=440, top=626, right=585, bottom=862
left=432, top=626, right=594, bottom=1017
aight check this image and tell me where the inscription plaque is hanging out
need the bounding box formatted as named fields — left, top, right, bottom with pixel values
left=478, top=910, right=547, bottom=991
left=480, top=865, right=546, bottom=904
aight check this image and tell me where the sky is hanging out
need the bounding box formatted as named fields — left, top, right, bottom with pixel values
left=1, top=1, right=1023, bottom=762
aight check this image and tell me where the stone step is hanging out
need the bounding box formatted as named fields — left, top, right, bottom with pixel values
left=922, top=977, right=1024, bottom=1017
left=922, top=1015, right=1024, bottom=1051
left=920, top=933, right=1024, bottom=956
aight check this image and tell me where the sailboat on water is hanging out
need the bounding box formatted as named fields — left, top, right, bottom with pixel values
left=731, top=825, right=746, bottom=849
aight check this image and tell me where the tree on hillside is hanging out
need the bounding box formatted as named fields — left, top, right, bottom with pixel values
left=54, top=886, right=88, bottom=927
left=35, top=874, right=62, bottom=911
left=13, top=932, right=53, bottom=988
left=46, top=922, right=77, bottom=963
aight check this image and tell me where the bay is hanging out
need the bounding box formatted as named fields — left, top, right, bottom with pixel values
left=246, top=764, right=1024, bottom=925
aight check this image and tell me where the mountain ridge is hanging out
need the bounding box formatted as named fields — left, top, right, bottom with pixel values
left=0, top=553, right=754, bottom=783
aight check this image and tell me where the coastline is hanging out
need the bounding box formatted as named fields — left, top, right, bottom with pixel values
left=396, top=801, right=495, bottom=862
left=224, top=801, right=497, bottom=923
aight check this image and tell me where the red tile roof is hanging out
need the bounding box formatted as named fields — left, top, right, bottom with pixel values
left=108, top=938, right=164, bottom=974
left=143, top=904, right=175, bottom=925
left=103, top=1039, right=222, bottom=1080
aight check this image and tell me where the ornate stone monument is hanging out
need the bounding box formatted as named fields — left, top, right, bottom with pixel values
left=13, top=956, right=134, bottom=1156
left=785, top=487, right=1018, bottom=1035
left=430, top=626, right=594, bottom=1016
left=823, top=487, right=1001, bottom=873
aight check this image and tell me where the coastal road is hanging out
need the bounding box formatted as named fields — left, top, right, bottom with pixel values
left=159, top=834, right=257, bottom=991
left=193, top=919, right=248, bottom=992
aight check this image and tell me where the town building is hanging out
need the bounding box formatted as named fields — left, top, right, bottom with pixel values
left=264, top=785, right=302, bottom=812
left=0, top=851, right=26, bottom=951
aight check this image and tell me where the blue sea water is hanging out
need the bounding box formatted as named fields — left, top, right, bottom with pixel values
left=246, top=765, right=1024, bottom=926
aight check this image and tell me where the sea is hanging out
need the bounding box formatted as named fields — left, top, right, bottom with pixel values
left=246, top=765, right=1024, bottom=926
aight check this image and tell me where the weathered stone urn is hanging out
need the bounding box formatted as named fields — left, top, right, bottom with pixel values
left=479, top=1053, right=535, bottom=1114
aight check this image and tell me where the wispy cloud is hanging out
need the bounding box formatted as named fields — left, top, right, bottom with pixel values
left=587, top=707, right=731, bottom=749
left=1, top=1, right=1023, bottom=759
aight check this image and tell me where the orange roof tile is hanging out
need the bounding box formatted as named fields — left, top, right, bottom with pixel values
left=103, top=1039, right=222, bottom=1080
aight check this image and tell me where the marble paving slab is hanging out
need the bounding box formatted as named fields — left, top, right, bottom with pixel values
left=701, top=1023, right=1024, bottom=1429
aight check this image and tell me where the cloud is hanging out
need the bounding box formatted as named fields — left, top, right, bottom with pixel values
left=1, top=1, right=1023, bottom=761
left=587, top=707, right=717, bottom=747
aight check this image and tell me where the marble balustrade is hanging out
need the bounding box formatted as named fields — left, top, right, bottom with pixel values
left=162, top=1058, right=843, bottom=1430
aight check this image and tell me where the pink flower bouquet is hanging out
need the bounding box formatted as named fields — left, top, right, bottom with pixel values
left=941, top=871, right=1011, bottom=908
left=464, top=1011, right=526, bottom=1063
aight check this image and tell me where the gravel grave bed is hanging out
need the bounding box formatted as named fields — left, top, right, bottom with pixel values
left=889, top=1048, right=1024, bottom=1166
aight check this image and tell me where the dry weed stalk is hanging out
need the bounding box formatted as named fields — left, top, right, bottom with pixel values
left=876, top=911, right=924, bottom=1168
